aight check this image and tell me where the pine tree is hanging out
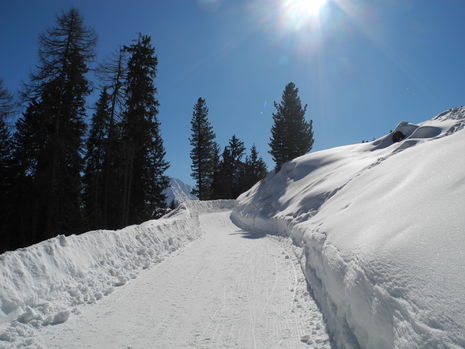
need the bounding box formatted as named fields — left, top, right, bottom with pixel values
left=210, top=142, right=223, bottom=200
left=243, top=144, right=267, bottom=190
left=269, top=82, right=314, bottom=171
left=189, top=97, right=217, bottom=200
left=14, top=8, right=96, bottom=242
left=120, top=34, right=169, bottom=226
left=96, top=49, right=127, bottom=228
left=83, top=88, right=110, bottom=230
left=0, top=78, right=14, bottom=181
left=216, top=135, right=246, bottom=199
left=0, top=79, right=15, bottom=252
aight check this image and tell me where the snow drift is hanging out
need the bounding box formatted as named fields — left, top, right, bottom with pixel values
left=0, top=200, right=234, bottom=344
left=233, top=107, right=465, bottom=348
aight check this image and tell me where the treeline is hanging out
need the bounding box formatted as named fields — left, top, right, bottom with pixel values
left=187, top=81, right=315, bottom=202
left=189, top=97, right=267, bottom=200
left=0, top=8, right=314, bottom=253
left=0, top=9, right=169, bottom=252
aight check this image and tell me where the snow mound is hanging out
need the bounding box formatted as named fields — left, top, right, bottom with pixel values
left=233, top=107, right=465, bottom=348
left=0, top=200, right=234, bottom=346
left=163, top=177, right=197, bottom=206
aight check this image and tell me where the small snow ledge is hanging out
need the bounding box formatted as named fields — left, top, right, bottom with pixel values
left=0, top=200, right=235, bottom=344
left=233, top=108, right=465, bottom=349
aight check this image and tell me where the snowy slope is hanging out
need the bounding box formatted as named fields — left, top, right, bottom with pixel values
left=233, top=107, right=465, bottom=348
left=164, top=177, right=197, bottom=205
left=0, top=200, right=233, bottom=346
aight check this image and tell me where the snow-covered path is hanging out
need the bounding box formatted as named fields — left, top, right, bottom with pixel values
left=35, top=211, right=331, bottom=349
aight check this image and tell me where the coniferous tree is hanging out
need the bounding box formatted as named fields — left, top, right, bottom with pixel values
left=14, top=8, right=96, bottom=243
left=0, top=79, right=15, bottom=252
left=210, top=142, right=223, bottom=200
left=0, top=79, right=14, bottom=187
left=189, top=97, right=217, bottom=200
left=83, top=88, right=110, bottom=230
left=215, top=135, right=246, bottom=199
left=120, top=34, right=169, bottom=226
left=269, top=82, right=314, bottom=171
left=243, top=144, right=267, bottom=191
left=96, top=49, right=127, bottom=228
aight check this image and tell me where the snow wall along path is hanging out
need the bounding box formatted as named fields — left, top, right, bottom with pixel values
left=0, top=200, right=235, bottom=343
left=232, top=107, right=465, bottom=349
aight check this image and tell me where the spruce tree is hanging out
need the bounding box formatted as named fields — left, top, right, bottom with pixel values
left=217, top=135, right=245, bottom=199
left=14, top=8, right=96, bottom=241
left=83, top=88, right=110, bottom=230
left=120, top=34, right=169, bottom=226
left=210, top=142, right=222, bottom=200
left=0, top=79, right=15, bottom=252
left=189, top=97, right=217, bottom=200
left=269, top=82, right=314, bottom=171
left=0, top=79, right=14, bottom=182
left=95, top=48, right=127, bottom=229
left=243, top=144, right=267, bottom=190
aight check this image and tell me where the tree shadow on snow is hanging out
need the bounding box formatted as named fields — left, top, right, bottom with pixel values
left=230, top=229, right=267, bottom=239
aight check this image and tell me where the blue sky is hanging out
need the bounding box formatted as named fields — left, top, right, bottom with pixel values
left=1, top=0, right=464, bottom=185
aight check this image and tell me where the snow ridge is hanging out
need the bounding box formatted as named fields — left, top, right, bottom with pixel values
left=0, top=200, right=234, bottom=346
left=233, top=107, right=465, bottom=349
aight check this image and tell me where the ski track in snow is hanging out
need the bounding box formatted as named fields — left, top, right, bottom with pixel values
left=32, top=211, right=331, bottom=349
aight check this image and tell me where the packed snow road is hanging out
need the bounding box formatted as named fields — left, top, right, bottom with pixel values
left=35, top=211, right=331, bottom=348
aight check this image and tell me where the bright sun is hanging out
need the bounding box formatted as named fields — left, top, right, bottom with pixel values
left=296, top=0, right=327, bottom=15
left=282, top=0, right=328, bottom=30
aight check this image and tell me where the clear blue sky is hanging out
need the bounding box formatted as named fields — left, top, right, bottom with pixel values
left=1, top=0, right=464, bottom=185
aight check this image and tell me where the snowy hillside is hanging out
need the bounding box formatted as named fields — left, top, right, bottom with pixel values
left=164, top=177, right=197, bottom=205
left=232, top=107, right=465, bottom=348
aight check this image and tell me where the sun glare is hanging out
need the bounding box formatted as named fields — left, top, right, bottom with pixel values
left=282, top=0, right=328, bottom=30
left=298, top=0, right=327, bottom=15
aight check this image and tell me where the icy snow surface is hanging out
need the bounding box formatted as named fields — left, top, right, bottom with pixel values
left=233, top=107, right=465, bottom=348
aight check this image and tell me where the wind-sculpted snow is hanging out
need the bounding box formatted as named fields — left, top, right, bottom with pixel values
left=0, top=200, right=234, bottom=346
left=233, top=107, right=465, bottom=348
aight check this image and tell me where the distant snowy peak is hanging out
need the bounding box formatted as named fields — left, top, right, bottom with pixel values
left=164, top=178, right=197, bottom=206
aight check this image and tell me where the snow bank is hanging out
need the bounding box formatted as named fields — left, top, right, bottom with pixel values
left=0, top=200, right=234, bottom=345
left=233, top=107, right=465, bottom=348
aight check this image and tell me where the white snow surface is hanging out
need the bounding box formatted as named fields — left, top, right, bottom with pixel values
left=164, top=177, right=197, bottom=205
left=0, top=200, right=232, bottom=346
left=30, top=211, right=330, bottom=348
left=0, top=204, right=331, bottom=348
left=233, top=107, right=465, bottom=349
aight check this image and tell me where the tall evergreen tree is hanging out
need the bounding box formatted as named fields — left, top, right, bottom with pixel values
left=120, top=34, right=169, bottom=226
left=210, top=142, right=223, bottom=200
left=95, top=48, right=128, bottom=229
left=243, top=144, right=267, bottom=190
left=189, top=97, right=217, bottom=200
left=0, top=78, right=14, bottom=181
left=269, top=82, right=314, bottom=171
left=0, top=79, right=15, bottom=252
left=215, top=135, right=246, bottom=199
left=14, top=8, right=96, bottom=242
left=83, top=88, right=110, bottom=230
